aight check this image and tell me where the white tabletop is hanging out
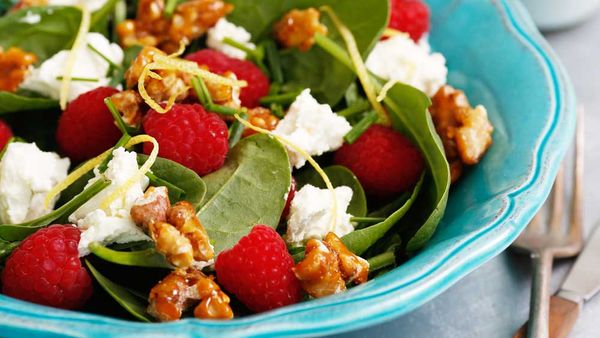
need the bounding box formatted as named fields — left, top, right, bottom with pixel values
left=336, top=10, right=600, bottom=338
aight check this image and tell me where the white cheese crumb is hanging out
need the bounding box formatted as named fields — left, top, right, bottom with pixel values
left=20, top=11, right=41, bottom=24
left=0, top=143, right=70, bottom=224
left=273, top=89, right=352, bottom=169
left=47, top=0, right=109, bottom=12
left=69, top=147, right=149, bottom=256
left=366, top=34, right=447, bottom=97
left=286, top=185, right=354, bottom=245
left=207, top=18, right=256, bottom=60
left=20, top=32, right=124, bottom=102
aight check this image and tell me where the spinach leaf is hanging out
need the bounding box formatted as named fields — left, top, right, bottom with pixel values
left=137, top=155, right=207, bottom=209
left=198, top=134, right=291, bottom=253
left=342, top=175, right=423, bottom=255
left=85, top=260, right=153, bottom=322
left=0, top=91, right=59, bottom=114
left=89, top=242, right=171, bottom=269
left=0, top=239, right=19, bottom=260
left=90, top=0, right=120, bottom=32
left=226, top=0, right=389, bottom=105
left=296, top=165, right=367, bottom=217
left=383, top=84, right=451, bottom=251
left=0, top=6, right=81, bottom=62
left=0, top=179, right=110, bottom=242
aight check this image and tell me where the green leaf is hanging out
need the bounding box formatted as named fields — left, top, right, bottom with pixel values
left=89, top=242, right=172, bottom=269
left=342, top=175, right=423, bottom=255
left=0, top=6, right=82, bottom=62
left=198, top=134, right=291, bottom=253
left=226, top=0, right=389, bottom=105
left=85, top=260, right=153, bottom=322
left=137, top=155, right=207, bottom=209
left=0, top=179, right=110, bottom=242
left=296, top=165, right=367, bottom=217
left=90, top=0, right=120, bottom=32
left=0, top=91, right=59, bottom=114
left=383, top=84, right=451, bottom=251
left=0, top=239, right=19, bottom=260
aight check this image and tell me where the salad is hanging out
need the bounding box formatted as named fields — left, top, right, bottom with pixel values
left=0, top=0, right=494, bottom=322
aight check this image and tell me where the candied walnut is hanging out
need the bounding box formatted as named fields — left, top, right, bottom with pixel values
left=124, top=46, right=189, bottom=103
left=149, top=221, right=194, bottom=268
left=274, top=8, right=328, bottom=51
left=293, top=239, right=346, bottom=298
left=168, top=201, right=214, bottom=262
left=430, top=85, right=494, bottom=181
left=131, top=186, right=171, bottom=230
left=323, top=233, right=369, bottom=284
left=148, top=268, right=233, bottom=321
left=0, top=47, right=37, bottom=93
left=243, top=107, right=280, bottom=137
left=110, top=90, right=144, bottom=127
left=117, top=0, right=233, bottom=54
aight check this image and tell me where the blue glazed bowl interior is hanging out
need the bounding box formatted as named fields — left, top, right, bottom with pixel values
left=0, top=0, right=575, bottom=337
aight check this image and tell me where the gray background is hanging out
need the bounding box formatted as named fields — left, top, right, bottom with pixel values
left=336, top=9, right=600, bottom=338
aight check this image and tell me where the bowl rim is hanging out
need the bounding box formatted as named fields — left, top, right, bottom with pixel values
left=0, top=0, right=577, bottom=337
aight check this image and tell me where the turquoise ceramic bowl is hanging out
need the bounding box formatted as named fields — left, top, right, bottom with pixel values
left=0, top=0, right=575, bottom=336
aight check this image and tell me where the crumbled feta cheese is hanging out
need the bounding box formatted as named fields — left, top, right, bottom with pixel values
left=366, top=34, right=447, bottom=97
left=20, top=32, right=123, bottom=102
left=20, top=11, right=41, bottom=24
left=47, top=0, right=109, bottom=12
left=273, top=89, right=352, bottom=169
left=207, top=18, right=256, bottom=60
left=0, top=143, right=70, bottom=224
left=286, top=185, right=354, bottom=245
left=69, top=147, right=149, bottom=256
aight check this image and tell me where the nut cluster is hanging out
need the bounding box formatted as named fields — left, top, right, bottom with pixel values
left=293, top=233, right=369, bottom=298
left=274, top=8, right=328, bottom=51
left=0, top=47, right=37, bottom=93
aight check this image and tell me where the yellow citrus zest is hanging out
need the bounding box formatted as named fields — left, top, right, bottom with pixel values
left=99, top=135, right=159, bottom=210
left=44, top=148, right=112, bottom=209
left=382, top=28, right=409, bottom=39
left=138, top=53, right=247, bottom=114
left=320, top=6, right=390, bottom=126
left=59, top=3, right=91, bottom=110
left=233, top=114, right=339, bottom=232
left=376, top=79, right=400, bottom=102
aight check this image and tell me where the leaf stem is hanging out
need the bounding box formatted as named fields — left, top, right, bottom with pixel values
left=87, top=43, right=120, bottom=69
left=314, top=33, right=355, bottom=70
left=336, top=100, right=371, bottom=118
left=350, top=216, right=386, bottom=224
left=164, top=0, right=180, bottom=17
left=104, top=97, right=133, bottom=136
left=55, top=76, right=99, bottom=82
left=223, top=37, right=259, bottom=59
left=259, top=90, right=302, bottom=106
left=270, top=103, right=285, bottom=119
left=145, top=172, right=185, bottom=201
left=367, top=251, right=396, bottom=272
left=344, top=110, right=379, bottom=144
left=191, top=76, right=213, bottom=106
left=97, top=133, right=132, bottom=173
left=228, top=112, right=247, bottom=148
left=264, top=40, right=284, bottom=83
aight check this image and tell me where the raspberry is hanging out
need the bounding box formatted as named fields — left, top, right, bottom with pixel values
left=143, top=103, right=229, bottom=176
left=1, top=225, right=93, bottom=310
left=389, top=0, right=430, bottom=42
left=56, top=87, right=122, bottom=162
left=334, top=125, right=424, bottom=198
left=185, top=50, right=270, bottom=108
left=0, top=119, right=13, bottom=150
left=215, top=225, right=302, bottom=313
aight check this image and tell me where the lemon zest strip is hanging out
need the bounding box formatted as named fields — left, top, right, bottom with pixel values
left=320, top=6, right=390, bottom=126
left=382, top=28, right=409, bottom=39
left=99, top=135, right=159, bottom=211
left=59, top=3, right=91, bottom=110
left=233, top=114, right=339, bottom=232
left=376, top=79, right=400, bottom=102
left=44, top=148, right=112, bottom=209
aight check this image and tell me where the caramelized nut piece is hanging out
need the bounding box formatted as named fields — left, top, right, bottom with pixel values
left=243, top=107, right=280, bottom=137
left=131, top=186, right=171, bottom=230
left=274, top=8, right=328, bottom=51
left=324, top=233, right=369, bottom=284
left=430, top=85, right=494, bottom=181
left=110, top=90, right=144, bottom=127
left=149, top=221, right=194, bottom=268
left=0, top=47, right=37, bottom=92
left=168, top=201, right=214, bottom=262
left=148, top=268, right=233, bottom=321
left=293, top=239, right=346, bottom=298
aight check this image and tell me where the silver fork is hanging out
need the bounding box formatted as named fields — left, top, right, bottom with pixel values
left=512, top=107, right=584, bottom=338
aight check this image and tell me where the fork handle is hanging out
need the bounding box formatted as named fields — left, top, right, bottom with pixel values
left=514, top=295, right=581, bottom=338
left=526, top=251, right=554, bottom=338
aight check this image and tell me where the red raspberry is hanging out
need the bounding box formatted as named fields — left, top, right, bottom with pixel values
left=185, top=50, right=270, bottom=108
left=281, top=177, right=297, bottom=221
left=389, top=0, right=430, bottom=42
left=1, top=225, right=93, bottom=310
left=0, top=119, right=13, bottom=150
left=56, top=87, right=122, bottom=162
left=143, top=103, right=229, bottom=176
left=334, top=125, right=424, bottom=198
left=215, top=225, right=303, bottom=313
